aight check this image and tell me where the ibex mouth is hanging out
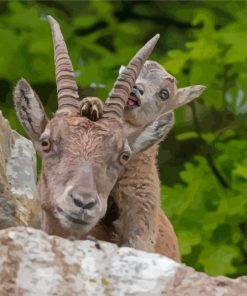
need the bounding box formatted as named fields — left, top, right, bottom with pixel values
left=57, top=207, right=90, bottom=225
left=126, top=87, right=141, bottom=109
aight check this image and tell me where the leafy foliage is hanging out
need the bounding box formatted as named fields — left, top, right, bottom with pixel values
left=0, top=0, right=246, bottom=277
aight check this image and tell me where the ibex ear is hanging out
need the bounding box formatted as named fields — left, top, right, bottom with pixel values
left=128, top=111, right=174, bottom=154
left=172, top=85, right=206, bottom=109
left=13, top=78, right=48, bottom=145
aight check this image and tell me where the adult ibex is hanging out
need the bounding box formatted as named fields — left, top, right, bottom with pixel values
left=13, top=16, right=172, bottom=239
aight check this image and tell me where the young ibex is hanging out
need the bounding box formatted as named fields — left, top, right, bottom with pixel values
left=81, top=61, right=206, bottom=261
left=13, top=16, right=173, bottom=239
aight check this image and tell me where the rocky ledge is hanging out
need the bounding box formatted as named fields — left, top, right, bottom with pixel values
left=0, top=227, right=246, bottom=296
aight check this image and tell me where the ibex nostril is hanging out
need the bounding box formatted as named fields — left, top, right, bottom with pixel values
left=133, top=85, right=144, bottom=95
left=72, top=197, right=97, bottom=210
left=73, top=197, right=84, bottom=209
left=83, top=201, right=97, bottom=210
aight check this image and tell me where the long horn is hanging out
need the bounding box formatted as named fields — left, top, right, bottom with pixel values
left=103, top=34, right=160, bottom=119
left=47, top=15, right=79, bottom=111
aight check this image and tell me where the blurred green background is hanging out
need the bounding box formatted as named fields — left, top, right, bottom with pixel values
left=0, top=0, right=247, bottom=277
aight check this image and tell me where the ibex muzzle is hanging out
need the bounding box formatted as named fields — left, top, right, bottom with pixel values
left=13, top=16, right=168, bottom=237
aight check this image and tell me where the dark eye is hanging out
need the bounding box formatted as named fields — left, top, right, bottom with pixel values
left=41, top=139, right=51, bottom=153
left=119, top=151, right=130, bottom=164
left=159, top=89, right=169, bottom=101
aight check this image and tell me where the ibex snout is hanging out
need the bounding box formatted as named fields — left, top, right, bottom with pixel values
left=55, top=186, right=102, bottom=232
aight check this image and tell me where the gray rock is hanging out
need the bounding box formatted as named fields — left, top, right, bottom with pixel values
left=6, top=130, right=37, bottom=201
left=0, top=227, right=246, bottom=296
left=0, top=111, right=39, bottom=228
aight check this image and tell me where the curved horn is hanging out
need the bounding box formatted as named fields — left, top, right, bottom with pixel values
left=47, top=15, right=79, bottom=111
left=103, top=34, right=160, bottom=119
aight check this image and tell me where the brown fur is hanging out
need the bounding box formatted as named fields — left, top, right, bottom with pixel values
left=111, top=145, right=180, bottom=260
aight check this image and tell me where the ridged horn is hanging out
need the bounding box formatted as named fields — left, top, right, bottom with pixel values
left=103, top=34, right=160, bottom=119
left=47, top=15, right=79, bottom=111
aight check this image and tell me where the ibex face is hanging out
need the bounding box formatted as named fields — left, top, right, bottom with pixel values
left=38, top=114, right=129, bottom=233
left=14, top=16, right=172, bottom=236
left=122, top=61, right=206, bottom=127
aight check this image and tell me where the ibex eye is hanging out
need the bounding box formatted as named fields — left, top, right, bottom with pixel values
left=159, top=89, right=169, bottom=101
left=41, top=139, right=51, bottom=152
left=120, top=151, right=130, bottom=164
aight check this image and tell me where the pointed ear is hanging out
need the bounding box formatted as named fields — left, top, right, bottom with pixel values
left=172, top=85, right=206, bottom=109
left=128, top=111, right=174, bottom=154
left=13, top=78, right=48, bottom=145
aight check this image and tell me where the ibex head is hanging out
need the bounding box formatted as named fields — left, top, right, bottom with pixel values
left=121, top=61, right=206, bottom=127
left=13, top=16, right=171, bottom=236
